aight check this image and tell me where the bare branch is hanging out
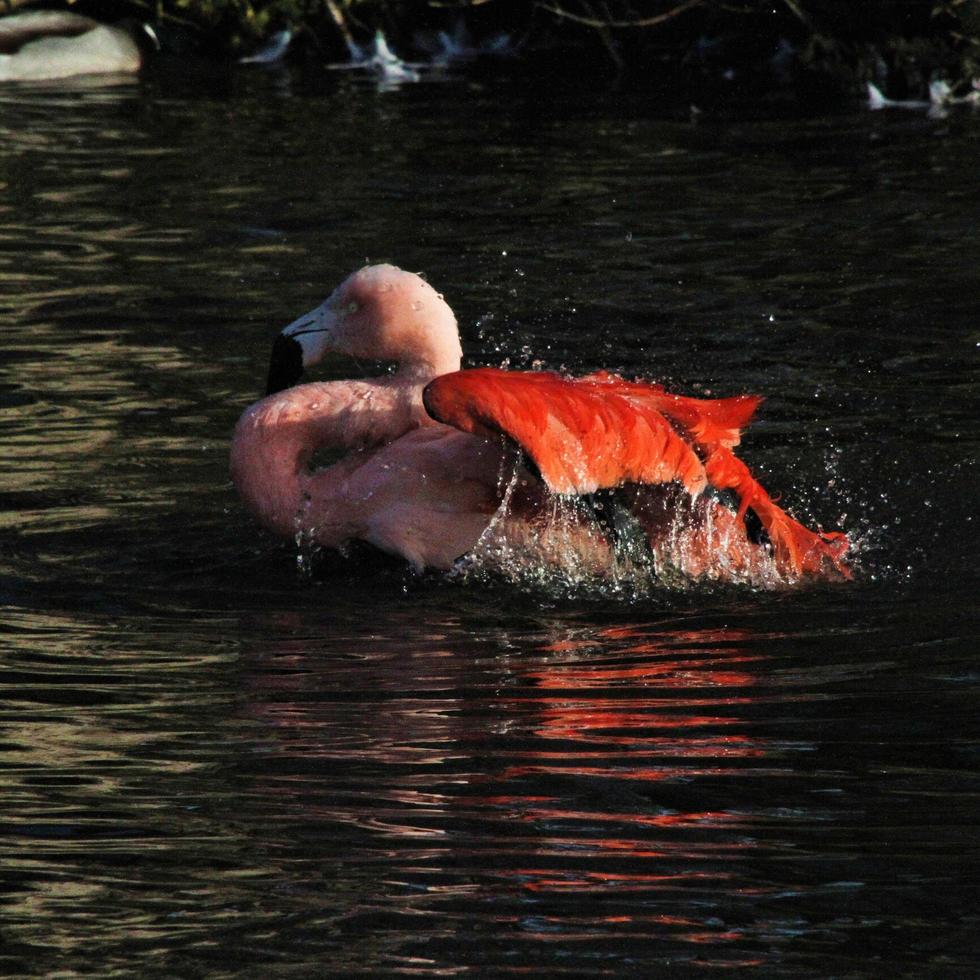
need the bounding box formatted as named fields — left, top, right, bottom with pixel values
left=537, top=0, right=708, bottom=30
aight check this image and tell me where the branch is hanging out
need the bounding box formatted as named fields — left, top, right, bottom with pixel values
left=537, top=0, right=709, bottom=30
left=324, top=0, right=355, bottom=48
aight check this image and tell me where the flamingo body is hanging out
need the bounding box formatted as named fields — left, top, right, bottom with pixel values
left=232, top=385, right=504, bottom=570
left=231, top=264, right=850, bottom=584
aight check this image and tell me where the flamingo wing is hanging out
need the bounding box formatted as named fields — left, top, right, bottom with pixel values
left=423, top=368, right=849, bottom=579
left=576, top=370, right=763, bottom=453
left=423, top=368, right=711, bottom=496
left=422, top=368, right=764, bottom=496
left=702, top=446, right=850, bottom=579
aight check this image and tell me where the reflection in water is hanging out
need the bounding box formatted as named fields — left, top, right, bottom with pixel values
left=215, top=604, right=977, bottom=973
left=228, top=619, right=829, bottom=969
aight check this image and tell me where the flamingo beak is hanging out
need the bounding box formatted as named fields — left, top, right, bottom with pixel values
left=266, top=333, right=304, bottom=394
left=265, top=301, right=338, bottom=395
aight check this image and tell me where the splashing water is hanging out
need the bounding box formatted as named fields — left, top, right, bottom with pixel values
left=294, top=526, right=322, bottom=576
left=451, top=463, right=645, bottom=598
left=290, top=435, right=862, bottom=598
left=448, top=457, right=831, bottom=599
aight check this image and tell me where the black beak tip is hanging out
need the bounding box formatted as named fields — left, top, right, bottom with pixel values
left=266, top=334, right=305, bottom=395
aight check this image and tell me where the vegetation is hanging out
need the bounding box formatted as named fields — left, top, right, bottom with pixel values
left=5, top=0, right=978, bottom=104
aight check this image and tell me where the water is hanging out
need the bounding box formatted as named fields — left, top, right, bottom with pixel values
left=1, top=67, right=978, bottom=975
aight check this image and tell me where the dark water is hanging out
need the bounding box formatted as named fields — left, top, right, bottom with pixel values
left=1, top=67, right=978, bottom=976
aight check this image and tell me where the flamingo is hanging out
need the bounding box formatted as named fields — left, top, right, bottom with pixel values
left=230, top=264, right=849, bottom=583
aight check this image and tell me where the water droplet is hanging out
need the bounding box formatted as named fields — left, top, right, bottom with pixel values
left=625, top=231, right=633, bottom=242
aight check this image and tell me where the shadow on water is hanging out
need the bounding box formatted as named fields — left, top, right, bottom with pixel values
left=0, top=72, right=978, bottom=975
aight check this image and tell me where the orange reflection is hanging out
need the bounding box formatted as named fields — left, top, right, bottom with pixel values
left=240, top=615, right=781, bottom=959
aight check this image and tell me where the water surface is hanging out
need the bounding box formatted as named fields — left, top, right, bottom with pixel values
left=0, top=69, right=978, bottom=975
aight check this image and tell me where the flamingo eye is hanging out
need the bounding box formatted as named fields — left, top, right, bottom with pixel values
left=345, top=301, right=359, bottom=314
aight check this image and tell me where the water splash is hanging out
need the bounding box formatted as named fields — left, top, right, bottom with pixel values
left=452, top=463, right=647, bottom=599
left=448, top=458, right=826, bottom=600
left=293, top=526, right=322, bottom=577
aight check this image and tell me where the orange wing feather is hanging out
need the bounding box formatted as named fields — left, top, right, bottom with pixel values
left=423, top=368, right=849, bottom=580
left=424, top=368, right=709, bottom=495
left=577, top=370, right=763, bottom=452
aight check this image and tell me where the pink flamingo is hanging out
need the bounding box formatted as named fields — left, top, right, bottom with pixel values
left=230, top=264, right=849, bottom=583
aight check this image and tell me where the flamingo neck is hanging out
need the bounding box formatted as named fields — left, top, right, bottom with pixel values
left=230, top=376, right=430, bottom=539
left=392, top=340, right=461, bottom=383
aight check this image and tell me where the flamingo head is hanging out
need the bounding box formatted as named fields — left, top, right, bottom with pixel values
left=266, top=264, right=462, bottom=394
